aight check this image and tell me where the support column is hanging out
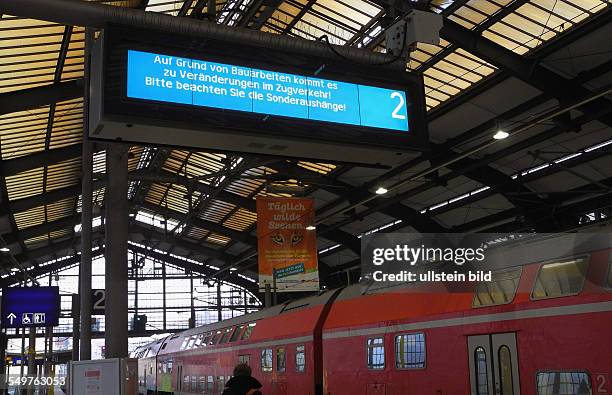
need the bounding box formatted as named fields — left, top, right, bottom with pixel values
left=71, top=295, right=80, bottom=361
left=26, top=328, right=35, bottom=395
left=189, top=271, right=195, bottom=328
left=104, top=144, right=129, bottom=359
left=217, top=281, right=222, bottom=322
left=79, top=26, right=93, bottom=361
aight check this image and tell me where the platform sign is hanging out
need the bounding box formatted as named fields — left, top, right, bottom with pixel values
left=256, top=197, right=319, bottom=292
left=1, top=287, right=60, bottom=328
left=127, top=50, right=409, bottom=132
left=92, top=289, right=106, bottom=315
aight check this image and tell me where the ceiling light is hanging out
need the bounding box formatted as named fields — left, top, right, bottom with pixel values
left=305, top=225, right=316, bottom=231
left=11, top=268, right=18, bottom=272
left=0, top=247, right=9, bottom=252
left=375, top=186, right=388, bottom=195
left=493, top=130, right=509, bottom=140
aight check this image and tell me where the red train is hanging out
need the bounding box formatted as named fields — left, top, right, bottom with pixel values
left=131, top=234, right=612, bottom=395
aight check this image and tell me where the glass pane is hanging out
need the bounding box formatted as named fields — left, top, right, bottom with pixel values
left=395, top=333, right=425, bottom=369
left=230, top=325, right=244, bottom=342
left=532, top=257, right=589, bottom=299
left=242, top=323, right=256, bottom=340
left=536, top=372, right=591, bottom=395
left=261, top=348, right=272, bottom=372
left=475, top=347, right=489, bottom=395
left=296, top=345, right=305, bottom=372
left=498, top=346, right=513, bottom=395
left=367, top=337, right=385, bottom=370
left=473, top=268, right=522, bottom=307
left=276, top=348, right=286, bottom=372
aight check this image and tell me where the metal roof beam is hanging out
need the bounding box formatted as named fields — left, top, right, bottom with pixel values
left=138, top=201, right=257, bottom=246
left=1, top=144, right=82, bottom=177
left=0, top=80, right=82, bottom=115
left=439, top=19, right=612, bottom=127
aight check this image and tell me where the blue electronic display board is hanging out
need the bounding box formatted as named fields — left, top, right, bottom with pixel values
left=126, top=50, right=409, bottom=132
left=1, top=287, right=60, bottom=328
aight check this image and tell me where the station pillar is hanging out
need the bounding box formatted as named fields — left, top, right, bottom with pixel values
left=104, top=144, right=129, bottom=358
left=79, top=27, right=93, bottom=361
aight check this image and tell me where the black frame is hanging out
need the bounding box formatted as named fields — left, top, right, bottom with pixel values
left=95, top=24, right=429, bottom=157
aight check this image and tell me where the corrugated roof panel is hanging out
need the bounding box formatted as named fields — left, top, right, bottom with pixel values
left=297, top=161, right=336, bottom=174
left=200, top=199, right=236, bottom=223
left=0, top=17, right=64, bottom=92
left=5, top=168, right=44, bottom=200
left=484, top=0, right=609, bottom=54
left=46, top=197, right=77, bottom=223
left=24, top=234, right=48, bottom=249
left=223, top=208, right=257, bottom=231
left=145, top=0, right=184, bottom=15
left=13, top=205, right=45, bottom=229
left=49, top=99, right=84, bottom=149
left=0, top=107, right=50, bottom=159
left=46, top=157, right=81, bottom=192
left=165, top=184, right=198, bottom=214
left=145, top=183, right=170, bottom=207
left=206, top=233, right=231, bottom=245
left=186, top=225, right=210, bottom=241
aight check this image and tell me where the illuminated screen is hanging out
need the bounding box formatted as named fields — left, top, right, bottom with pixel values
left=1, top=286, right=60, bottom=328
left=126, top=50, right=410, bottom=132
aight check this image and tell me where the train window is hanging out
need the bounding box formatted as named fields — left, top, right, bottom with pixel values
left=367, top=337, right=385, bottom=370
left=276, top=347, right=286, bottom=372
left=498, top=346, right=513, bottom=395
left=210, top=331, right=222, bottom=345
left=180, top=337, right=190, bottom=350
left=536, top=372, right=591, bottom=395
left=207, top=376, right=214, bottom=393
left=187, top=335, right=197, bottom=349
left=239, top=354, right=250, bottom=365
left=191, top=376, right=197, bottom=391
left=395, top=333, right=425, bottom=369
left=183, top=375, right=189, bottom=391
left=199, top=377, right=206, bottom=391
left=295, top=345, right=305, bottom=372
left=231, top=325, right=245, bottom=342
left=241, top=323, right=256, bottom=340
left=217, top=376, right=225, bottom=394
left=532, top=257, right=589, bottom=299
left=474, top=347, right=489, bottom=395
left=473, top=268, right=522, bottom=307
left=219, top=328, right=234, bottom=344
left=261, top=348, right=273, bottom=372
left=202, top=332, right=212, bottom=345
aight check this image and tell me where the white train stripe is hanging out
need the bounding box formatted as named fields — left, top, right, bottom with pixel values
left=322, top=300, right=612, bottom=340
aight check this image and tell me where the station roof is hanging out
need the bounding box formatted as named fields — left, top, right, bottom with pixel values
left=0, top=0, right=611, bottom=290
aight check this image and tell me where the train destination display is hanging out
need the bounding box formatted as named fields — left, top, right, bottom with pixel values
left=127, top=50, right=410, bottom=132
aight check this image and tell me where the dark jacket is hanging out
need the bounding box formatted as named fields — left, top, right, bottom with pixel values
left=221, top=375, right=263, bottom=395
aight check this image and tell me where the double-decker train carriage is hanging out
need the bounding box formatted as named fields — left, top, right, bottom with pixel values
left=131, top=233, right=612, bottom=395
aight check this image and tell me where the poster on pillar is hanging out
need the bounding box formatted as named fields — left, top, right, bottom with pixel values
left=256, top=197, right=319, bottom=292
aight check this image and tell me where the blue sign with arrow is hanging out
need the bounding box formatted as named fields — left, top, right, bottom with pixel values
left=1, top=287, right=60, bottom=328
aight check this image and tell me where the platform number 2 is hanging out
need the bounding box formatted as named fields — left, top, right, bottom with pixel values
left=390, top=91, right=406, bottom=120
left=92, top=289, right=106, bottom=314
left=596, top=374, right=609, bottom=394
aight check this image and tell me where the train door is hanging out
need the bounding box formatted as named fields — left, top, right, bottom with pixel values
left=176, top=363, right=183, bottom=395
left=468, top=333, right=520, bottom=395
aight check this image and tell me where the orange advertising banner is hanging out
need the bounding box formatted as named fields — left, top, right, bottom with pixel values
left=256, top=197, right=319, bottom=292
